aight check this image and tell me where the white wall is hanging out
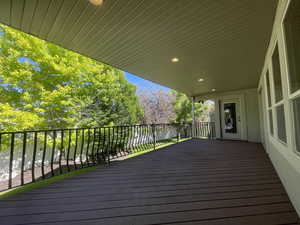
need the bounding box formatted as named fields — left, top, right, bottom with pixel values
left=245, top=89, right=261, bottom=142
left=196, top=88, right=261, bottom=143
left=258, top=0, right=300, bottom=215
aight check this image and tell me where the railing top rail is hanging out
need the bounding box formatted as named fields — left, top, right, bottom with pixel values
left=0, top=122, right=214, bottom=135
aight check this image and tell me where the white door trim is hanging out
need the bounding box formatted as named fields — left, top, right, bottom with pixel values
left=220, top=94, right=247, bottom=141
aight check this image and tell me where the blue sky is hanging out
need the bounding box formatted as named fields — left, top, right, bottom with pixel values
left=124, top=72, right=170, bottom=92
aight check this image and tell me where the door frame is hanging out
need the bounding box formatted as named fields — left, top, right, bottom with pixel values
left=221, top=98, right=242, bottom=140
left=219, top=94, right=247, bottom=141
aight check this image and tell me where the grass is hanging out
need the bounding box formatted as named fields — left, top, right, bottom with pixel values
left=127, top=137, right=191, bottom=159
left=0, top=137, right=190, bottom=199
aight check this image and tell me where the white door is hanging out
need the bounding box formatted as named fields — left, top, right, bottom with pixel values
left=221, top=99, right=241, bottom=140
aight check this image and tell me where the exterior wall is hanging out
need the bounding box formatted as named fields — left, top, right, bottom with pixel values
left=258, top=0, right=300, bottom=215
left=245, top=89, right=261, bottom=142
left=195, top=88, right=261, bottom=143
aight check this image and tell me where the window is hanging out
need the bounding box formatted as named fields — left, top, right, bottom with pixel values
left=276, top=105, right=287, bottom=143
left=283, top=0, right=300, bottom=151
left=265, top=44, right=287, bottom=143
left=292, top=97, right=300, bottom=152
left=272, top=45, right=283, bottom=102
left=266, top=70, right=274, bottom=136
left=266, top=71, right=272, bottom=107
left=268, top=109, right=274, bottom=135
left=283, top=0, right=300, bottom=94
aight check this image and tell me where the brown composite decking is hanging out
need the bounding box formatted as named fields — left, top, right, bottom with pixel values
left=0, top=139, right=299, bottom=225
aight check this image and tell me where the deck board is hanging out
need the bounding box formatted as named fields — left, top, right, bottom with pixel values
left=0, top=139, right=299, bottom=225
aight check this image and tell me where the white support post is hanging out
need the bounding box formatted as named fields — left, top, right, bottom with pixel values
left=192, top=96, right=195, bottom=138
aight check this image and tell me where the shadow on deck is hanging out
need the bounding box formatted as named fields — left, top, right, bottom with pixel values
left=0, top=139, right=299, bottom=225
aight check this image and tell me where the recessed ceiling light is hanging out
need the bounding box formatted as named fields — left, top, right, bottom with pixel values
left=171, top=57, right=179, bottom=63
left=212, top=89, right=216, bottom=92
left=89, top=0, right=104, bottom=6
left=198, top=78, right=204, bottom=82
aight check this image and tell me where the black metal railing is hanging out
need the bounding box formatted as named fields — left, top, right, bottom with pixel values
left=0, top=122, right=215, bottom=192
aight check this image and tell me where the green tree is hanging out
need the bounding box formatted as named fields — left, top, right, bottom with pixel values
left=172, top=91, right=204, bottom=123
left=0, top=24, right=141, bottom=131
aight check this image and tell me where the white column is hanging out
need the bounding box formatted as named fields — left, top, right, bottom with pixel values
left=192, top=96, right=195, bottom=138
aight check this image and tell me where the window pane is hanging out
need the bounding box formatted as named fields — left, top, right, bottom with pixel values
left=284, top=0, right=300, bottom=93
left=268, top=109, right=274, bottom=135
left=224, top=103, right=237, bottom=133
left=272, top=46, right=283, bottom=102
left=266, top=71, right=272, bottom=107
left=276, top=105, right=287, bottom=143
left=293, top=97, right=300, bottom=152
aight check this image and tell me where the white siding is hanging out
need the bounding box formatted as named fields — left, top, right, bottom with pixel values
left=258, top=0, right=300, bottom=215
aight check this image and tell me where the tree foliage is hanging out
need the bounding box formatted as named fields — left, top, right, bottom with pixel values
left=0, top=25, right=141, bottom=131
left=171, top=91, right=205, bottom=123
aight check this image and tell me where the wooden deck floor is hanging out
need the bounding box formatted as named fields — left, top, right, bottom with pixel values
left=0, top=139, right=299, bottom=225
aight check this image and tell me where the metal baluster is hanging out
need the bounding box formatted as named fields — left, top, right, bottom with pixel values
left=146, top=125, right=150, bottom=149
left=118, top=126, right=122, bottom=156
left=132, top=125, right=137, bottom=153
left=110, top=127, right=115, bottom=159
left=123, top=126, right=128, bottom=155
left=8, top=133, right=15, bottom=189
left=117, top=126, right=122, bottom=156
left=100, top=128, right=107, bottom=164
left=144, top=125, right=149, bottom=149
left=122, top=126, right=128, bottom=155
left=96, top=128, right=102, bottom=162
left=86, top=129, right=91, bottom=166
left=91, top=128, right=96, bottom=164
left=128, top=126, right=134, bottom=153
left=136, top=125, right=141, bottom=152
left=133, top=125, right=138, bottom=152
left=59, top=130, right=64, bottom=174
left=121, top=126, right=126, bottom=155
left=142, top=125, right=147, bottom=150
left=119, top=126, right=124, bottom=156
left=152, top=124, right=156, bottom=150
left=146, top=125, right=152, bottom=149
left=41, top=131, right=47, bottom=179
left=66, top=130, right=72, bottom=172
left=21, top=132, right=27, bottom=185
left=112, top=126, right=118, bottom=158
left=73, top=129, right=79, bottom=169
left=107, top=127, right=111, bottom=164
left=80, top=129, right=85, bottom=168
left=50, top=131, right=56, bottom=176
left=118, top=126, right=123, bottom=157
left=140, top=125, right=145, bottom=151
left=32, top=132, right=38, bottom=182
left=125, top=126, right=130, bottom=154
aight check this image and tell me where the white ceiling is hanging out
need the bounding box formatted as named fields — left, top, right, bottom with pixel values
left=0, top=0, right=278, bottom=96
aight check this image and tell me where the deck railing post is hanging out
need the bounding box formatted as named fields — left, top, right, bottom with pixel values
left=192, top=96, right=196, bottom=138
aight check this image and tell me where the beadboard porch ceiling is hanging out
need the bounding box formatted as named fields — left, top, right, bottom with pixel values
left=0, top=0, right=278, bottom=96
